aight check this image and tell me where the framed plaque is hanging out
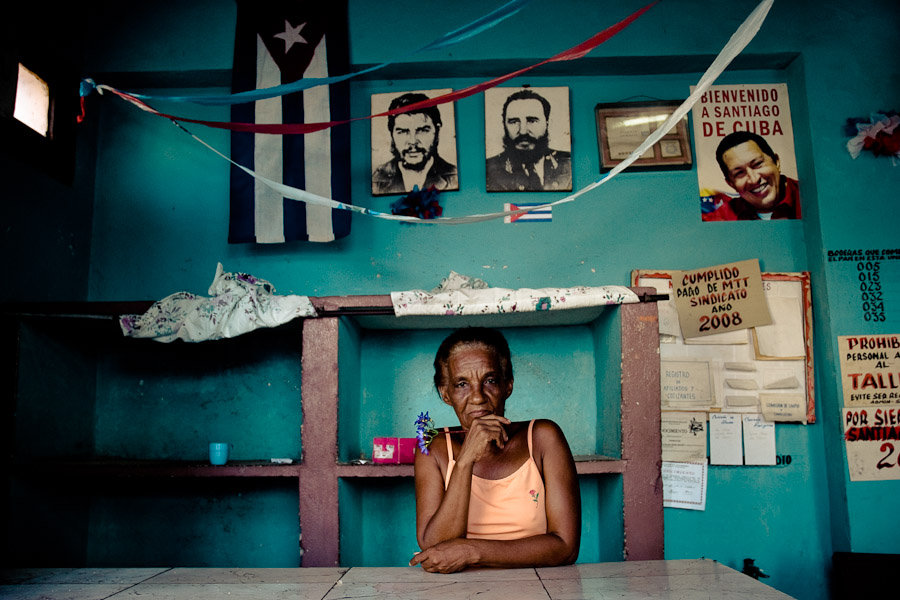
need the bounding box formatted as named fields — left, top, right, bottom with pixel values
left=595, top=100, right=692, bottom=172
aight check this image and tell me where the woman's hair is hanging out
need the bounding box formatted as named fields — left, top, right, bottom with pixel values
left=433, top=327, right=513, bottom=390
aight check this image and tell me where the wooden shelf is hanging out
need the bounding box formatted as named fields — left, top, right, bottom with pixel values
left=336, top=463, right=414, bottom=478
left=574, top=455, right=627, bottom=475
left=336, top=456, right=625, bottom=478
left=0, top=301, right=155, bottom=319
left=14, top=455, right=626, bottom=481
left=15, top=459, right=303, bottom=478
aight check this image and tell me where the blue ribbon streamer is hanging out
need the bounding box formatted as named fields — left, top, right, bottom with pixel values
left=168, top=0, right=774, bottom=226
left=83, top=0, right=531, bottom=105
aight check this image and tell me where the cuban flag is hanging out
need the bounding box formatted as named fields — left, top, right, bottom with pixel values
left=504, top=203, right=552, bottom=223
left=229, top=0, right=351, bottom=243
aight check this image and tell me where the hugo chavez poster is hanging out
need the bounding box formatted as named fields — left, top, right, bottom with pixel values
left=691, top=83, right=801, bottom=222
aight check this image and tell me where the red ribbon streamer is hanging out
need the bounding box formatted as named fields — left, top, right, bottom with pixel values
left=105, top=2, right=656, bottom=134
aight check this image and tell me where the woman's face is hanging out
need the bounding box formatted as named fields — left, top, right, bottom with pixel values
left=439, top=343, right=513, bottom=430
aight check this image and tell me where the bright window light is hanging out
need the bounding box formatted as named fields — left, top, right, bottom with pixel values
left=14, top=63, right=50, bottom=137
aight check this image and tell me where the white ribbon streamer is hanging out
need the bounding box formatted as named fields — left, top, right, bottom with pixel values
left=176, top=0, right=773, bottom=225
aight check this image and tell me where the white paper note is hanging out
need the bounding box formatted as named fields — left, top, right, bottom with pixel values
left=726, top=395, right=759, bottom=408
left=661, top=411, right=708, bottom=462
left=760, top=393, right=807, bottom=423
left=661, top=361, right=713, bottom=409
left=684, top=328, right=750, bottom=345
left=709, top=413, right=743, bottom=465
left=662, top=461, right=707, bottom=510
left=637, top=277, right=682, bottom=339
left=742, top=414, right=776, bottom=465
left=754, top=296, right=805, bottom=358
left=764, top=375, right=800, bottom=390
left=726, top=378, right=759, bottom=390
left=725, top=362, right=757, bottom=372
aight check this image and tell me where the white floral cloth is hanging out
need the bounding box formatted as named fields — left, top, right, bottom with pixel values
left=391, top=272, right=639, bottom=316
left=119, top=263, right=316, bottom=342
left=430, top=270, right=490, bottom=292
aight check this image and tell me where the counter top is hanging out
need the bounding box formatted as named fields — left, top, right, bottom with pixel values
left=1, top=559, right=795, bottom=599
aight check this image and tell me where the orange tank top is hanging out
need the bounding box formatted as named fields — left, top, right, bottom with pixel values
left=444, top=419, right=548, bottom=540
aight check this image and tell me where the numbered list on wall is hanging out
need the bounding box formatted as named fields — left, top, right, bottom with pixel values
left=827, top=248, right=900, bottom=325
left=830, top=248, right=900, bottom=481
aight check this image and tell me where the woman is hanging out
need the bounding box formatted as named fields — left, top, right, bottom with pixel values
left=410, top=327, right=581, bottom=573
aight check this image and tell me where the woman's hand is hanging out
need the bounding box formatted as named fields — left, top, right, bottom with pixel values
left=409, top=538, right=477, bottom=573
left=456, top=414, right=511, bottom=466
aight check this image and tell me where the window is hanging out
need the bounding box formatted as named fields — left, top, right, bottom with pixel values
left=14, top=63, right=51, bottom=137
left=1, top=49, right=78, bottom=184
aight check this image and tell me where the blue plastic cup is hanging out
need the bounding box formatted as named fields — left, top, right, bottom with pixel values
left=209, top=442, right=230, bottom=465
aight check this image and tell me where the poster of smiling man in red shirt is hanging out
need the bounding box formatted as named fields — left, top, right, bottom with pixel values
left=691, top=83, right=802, bottom=221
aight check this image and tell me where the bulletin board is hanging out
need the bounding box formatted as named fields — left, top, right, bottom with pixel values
left=631, top=270, right=814, bottom=423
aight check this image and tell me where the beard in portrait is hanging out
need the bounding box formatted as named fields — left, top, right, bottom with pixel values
left=371, top=91, right=459, bottom=196
left=485, top=88, right=572, bottom=192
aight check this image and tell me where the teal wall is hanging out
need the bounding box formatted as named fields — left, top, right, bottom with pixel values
left=10, top=320, right=304, bottom=567
left=352, top=326, right=600, bottom=458
left=4, top=1, right=900, bottom=598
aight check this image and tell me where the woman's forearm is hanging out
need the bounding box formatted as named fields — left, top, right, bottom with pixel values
left=411, top=531, right=578, bottom=574
left=463, top=532, right=578, bottom=568
left=420, top=461, right=475, bottom=548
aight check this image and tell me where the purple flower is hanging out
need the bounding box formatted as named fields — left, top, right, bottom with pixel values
left=415, top=411, right=438, bottom=455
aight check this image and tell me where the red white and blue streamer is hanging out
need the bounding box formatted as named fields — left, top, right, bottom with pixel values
left=86, top=0, right=774, bottom=226
left=87, top=2, right=657, bottom=135
left=86, top=0, right=534, bottom=107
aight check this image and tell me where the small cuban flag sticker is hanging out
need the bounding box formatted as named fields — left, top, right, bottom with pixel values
left=504, top=203, right=552, bottom=224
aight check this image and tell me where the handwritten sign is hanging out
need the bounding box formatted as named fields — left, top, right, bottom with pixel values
left=843, top=405, right=900, bottom=481
left=838, top=335, right=900, bottom=406
left=662, top=461, right=707, bottom=511
left=660, top=361, right=713, bottom=410
left=709, top=413, right=743, bottom=465
left=826, top=248, right=898, bottom=324
left=742, top=414, right=776, bottom=465
left=672, top=259, right=771, bottom=338
left=760, top=393, right=807, bottom=423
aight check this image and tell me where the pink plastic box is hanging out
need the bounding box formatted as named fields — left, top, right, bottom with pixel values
left=373, top=437, right=416, bottom=464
